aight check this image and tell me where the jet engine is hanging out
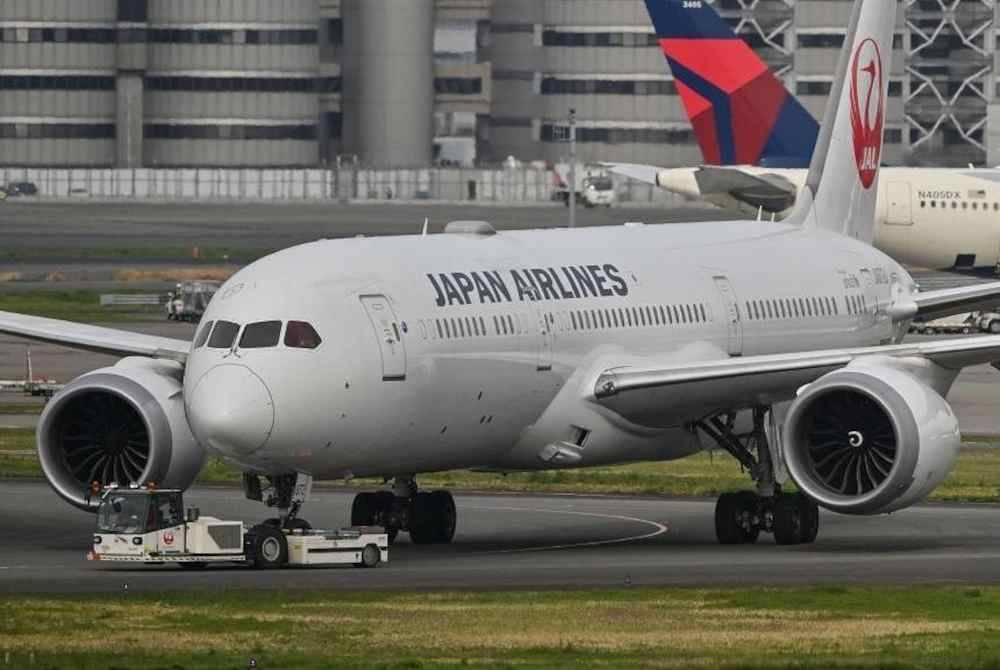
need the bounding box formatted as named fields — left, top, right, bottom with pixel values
left=782, top=362, right=960, bottom=515
left=37, top=357, right=205, bottom=511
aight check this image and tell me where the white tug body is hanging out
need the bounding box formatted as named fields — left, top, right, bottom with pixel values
left=89, top=486, right=387, bottom=569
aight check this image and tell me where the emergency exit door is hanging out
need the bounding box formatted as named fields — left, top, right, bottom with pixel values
left=360, top=295, right=407, bottom=380
left=712, top=276, right=743, bottom=357
left=885, top=182, right=912, bottom=226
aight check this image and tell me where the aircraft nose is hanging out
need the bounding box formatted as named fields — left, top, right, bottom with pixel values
left=187, top=364, right=275, bottom=456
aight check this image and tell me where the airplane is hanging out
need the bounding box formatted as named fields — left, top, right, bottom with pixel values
left=608, top=0, right=1000, bottom=276
left=2, top=0, right=1000, bottom=550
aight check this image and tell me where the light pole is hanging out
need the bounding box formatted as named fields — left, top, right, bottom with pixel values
left=568, top=108, right=577, bottom=229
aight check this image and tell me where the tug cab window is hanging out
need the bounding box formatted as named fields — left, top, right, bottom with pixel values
left=193, top=321, right=214, bottom=348
left=284, top=321, right=322, bottom=349
left=240, top=321, right=282, bottom=348
left=207, top=320, right=240, bottom=348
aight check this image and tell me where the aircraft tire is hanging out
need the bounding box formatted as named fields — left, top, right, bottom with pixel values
left=773, top=495, right=806, bottom=545
left=797, top=494, right=820, bottom=544
left=990, top=321, right=1000, bottom=334
left=428, top=490, right=457, bottom=543
left=351, top=492, right=378, bottom=526
left=408, top=492, right=437, bottom=544
left=715, top=491, right=759, bottom=544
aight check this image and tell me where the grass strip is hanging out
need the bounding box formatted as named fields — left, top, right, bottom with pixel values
left=0, top=246, right=267, bottom=263
left=0, top=290, right=159, bottom=323
left=2, top=427, right=998, bottom=502
left=1, top=586, right=1000, bottom=669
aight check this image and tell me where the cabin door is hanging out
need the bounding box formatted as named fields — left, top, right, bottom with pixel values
left=712, top=276, right=743, bottom=357
left=886, top=182, right=912, bottom=226
left=360, top=294, right=407, bottom=380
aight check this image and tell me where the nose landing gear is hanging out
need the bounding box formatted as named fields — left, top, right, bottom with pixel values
left=351, top=476, right=456, bottom=545
left=242, top=471, right=314, bottom=531
left=694, top=406, right=819, bottom=546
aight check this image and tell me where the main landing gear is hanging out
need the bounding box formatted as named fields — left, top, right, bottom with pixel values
left=694, top=407, right=819, bottom=546
left=350, top=476, right=456, bottom=545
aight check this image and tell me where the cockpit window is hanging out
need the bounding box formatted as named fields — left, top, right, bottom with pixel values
left=284, top=321, right=322, bottom=349
left=239, top=321, right=282, bottom=349
left=193, top=321, right=214, bottom=348
left=207, top=320, right=240, bottom=349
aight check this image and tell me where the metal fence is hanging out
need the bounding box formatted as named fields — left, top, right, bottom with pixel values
left=0, top=166, right=683, bottom=205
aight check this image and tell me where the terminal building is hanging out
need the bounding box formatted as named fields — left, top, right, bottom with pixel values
left=0, top=0, right=996, bottom=168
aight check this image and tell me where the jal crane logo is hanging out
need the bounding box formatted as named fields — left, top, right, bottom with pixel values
left=849, top=38, right=884, bottom=190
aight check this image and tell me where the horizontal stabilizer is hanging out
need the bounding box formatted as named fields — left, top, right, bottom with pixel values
left=694, top=166, right=798, bottom=212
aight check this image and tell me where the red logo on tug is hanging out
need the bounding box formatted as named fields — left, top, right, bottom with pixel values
left=163, top=531, right=174, bottom=545
left=849, top=38, right=884, bottom=189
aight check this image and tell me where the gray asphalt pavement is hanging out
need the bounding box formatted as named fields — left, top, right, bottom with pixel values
left=0, top=201, right=725, bottom=253
left=1, top=481, right=998, bottom=593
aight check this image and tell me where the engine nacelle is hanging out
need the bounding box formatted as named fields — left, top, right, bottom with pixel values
left=783, top=361, right=960, bottom=515
left=37, top=357, right=205, bottom=511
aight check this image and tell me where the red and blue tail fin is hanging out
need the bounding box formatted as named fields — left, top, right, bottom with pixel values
left=644, top=0, right=818, bottom=168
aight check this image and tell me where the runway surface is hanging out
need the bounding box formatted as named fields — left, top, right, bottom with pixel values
left=1, top=481, right=998, bottom=593
left=0, top=201, right=723, bottom=253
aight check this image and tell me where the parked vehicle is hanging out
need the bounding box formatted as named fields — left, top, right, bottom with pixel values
left=909, top=312, right=977, bottom=335
left=554, top=164, right=616, bottom=208
left=975, top=311, right=1000, bottom=334
left=3, top=181, right=38, bottom=197
left=165, top=281, right=219, bottom=322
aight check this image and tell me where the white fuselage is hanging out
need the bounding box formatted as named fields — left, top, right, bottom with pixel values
left=182, top=221, right=910, bottom=482
left=658, top=167, right=1000, bottom=272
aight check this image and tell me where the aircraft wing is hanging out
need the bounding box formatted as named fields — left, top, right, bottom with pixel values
left=0, top=311, right=190, bottom=363
left=592, top=336, right=1000, bottom=427
left=913, top=282, right=1000, bottom=321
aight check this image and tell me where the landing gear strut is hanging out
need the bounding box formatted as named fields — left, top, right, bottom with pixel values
left=242, top=472, right=314, bottom=531
left=351, top=476, right=456, bottom=545
left=694, top=407, right=819, bottom=546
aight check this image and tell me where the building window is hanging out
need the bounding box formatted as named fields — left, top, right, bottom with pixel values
left=145, top=76, right=334, bottom=93
left=144, top=124, right=317, bottom=140
left=542, top=124, right=693, bottom=145
left=542, top=31, right=659, bottom=48
left=0, top=123, right=115, bottom=139
left=434, top=77, right=482, bottom=95
left=0, top=76, right=116, bottom=90
left=117, top=0, right=148, bottom=22
left=149, top=29, right=317, bottom=45
left=541, top=78, right=676, bottom=96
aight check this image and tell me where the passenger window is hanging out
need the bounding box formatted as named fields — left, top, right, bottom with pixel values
left=284, top=321, right=322, bottom=349
left=240, top=321, right=282, bottom=349
left=208, top=320, right=240, bottom=348
left=194, top=320, right=214, bottom=348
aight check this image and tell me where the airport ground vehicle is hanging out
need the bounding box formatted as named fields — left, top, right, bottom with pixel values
left=976, top=311, right=1000, bottom=334
left=554, top=163, right=615, bottom=207
left=910, top=312, right=977, bottom=335
left=3, top=182, right=38, bottom=197
left=88, top=486, right=387, bottom=569
left=165, top=281, right=219, bottom=322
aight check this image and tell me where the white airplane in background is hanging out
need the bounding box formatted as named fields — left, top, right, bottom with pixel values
left=3, top=0, right=1000, bottom=554
left=610, top=0, right=1000, bottom=275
